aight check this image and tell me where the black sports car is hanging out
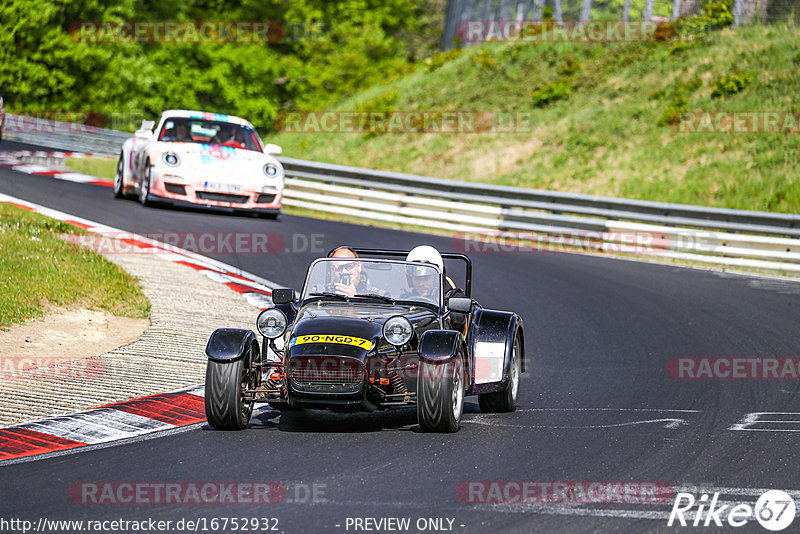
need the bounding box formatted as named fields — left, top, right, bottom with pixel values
left=204, top=249, right=525, bottom=433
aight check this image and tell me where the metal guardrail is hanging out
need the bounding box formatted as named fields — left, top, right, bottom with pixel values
left=3, top=113, right=129, bottom=156
left=3, top=113, right=799, bottom=273
left=277, top=157, right=800, bottom=273
left=279, top=157, right=800, bottom=237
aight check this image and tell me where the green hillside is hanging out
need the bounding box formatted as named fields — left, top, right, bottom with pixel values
left=273, top=23, right=800, bottom=213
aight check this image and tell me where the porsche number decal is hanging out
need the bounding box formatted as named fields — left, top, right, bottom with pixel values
left=290, top=334, right=373, bottom=350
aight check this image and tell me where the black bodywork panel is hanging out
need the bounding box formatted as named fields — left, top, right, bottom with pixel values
left=467, top=308, right=525, bottom=395
left=206, top=328, right=259, bottom=362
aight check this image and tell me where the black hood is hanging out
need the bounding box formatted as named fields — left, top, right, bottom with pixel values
left=288, top=302, right=437, bottom=358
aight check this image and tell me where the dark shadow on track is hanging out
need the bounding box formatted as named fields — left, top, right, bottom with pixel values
left=115, top=196, right=282, bottom=221
left=211, top=401, right=486, bottom=433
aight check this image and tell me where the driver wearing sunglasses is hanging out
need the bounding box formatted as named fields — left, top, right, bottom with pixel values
left=328, top=246, right=383, bottom=297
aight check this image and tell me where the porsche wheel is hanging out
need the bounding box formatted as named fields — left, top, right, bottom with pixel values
left=417, top=356, right=464, bottom=433
left=205, top=345, right=259, bottom=430
left=113, top=153, right=126, bottom=199
left=478, top=334, right=521, bottom=413
left=138, top=164, right=152, bottom=206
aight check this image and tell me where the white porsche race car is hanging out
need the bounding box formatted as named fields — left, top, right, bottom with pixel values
left=114, top=110, right=284, bottom=218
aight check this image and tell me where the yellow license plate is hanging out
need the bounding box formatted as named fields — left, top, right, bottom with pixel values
left=289, top=334, right=373, bottom=350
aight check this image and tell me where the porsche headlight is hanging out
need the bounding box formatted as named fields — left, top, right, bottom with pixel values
left=383, top=316, right=412, bottom=347
left=263, top=163, right=279, bottom=177
left=163, top=152, right=180, bottom=167
left=257, top=308, right=287, bottom=339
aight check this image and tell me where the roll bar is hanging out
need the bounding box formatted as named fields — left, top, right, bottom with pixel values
left=327, top=248, right=472, bottom=297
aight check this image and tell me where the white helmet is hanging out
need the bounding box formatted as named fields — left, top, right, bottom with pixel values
left=406, top=245, right=444, bottom=273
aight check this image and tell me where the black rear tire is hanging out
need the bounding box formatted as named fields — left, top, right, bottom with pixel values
left=205, top=345, right=259, bottom=430
left=417, top=356, right=464, bottom=433
left=478, top=335, right=521, bottom=413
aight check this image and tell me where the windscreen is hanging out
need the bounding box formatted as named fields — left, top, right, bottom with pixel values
left=302, top=259, right=441, bottom=304
left=158, top=118, right=262, bottom=151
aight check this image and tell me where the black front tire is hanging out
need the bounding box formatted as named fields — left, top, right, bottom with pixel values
left=417, top=356, right=464, bottom=433
left=138, top=164, right=152, bottom=206
left=205, top=348, right=259, bottom=430
left=478, top=335, right=521, bottom=413
left=113, top=153, right=125, bottom=199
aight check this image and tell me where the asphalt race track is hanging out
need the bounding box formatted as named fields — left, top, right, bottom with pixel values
left=1, top=140, right=799, bottom=533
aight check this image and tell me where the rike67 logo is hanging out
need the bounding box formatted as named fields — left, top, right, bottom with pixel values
left=668, top=490, right=796, bottom=531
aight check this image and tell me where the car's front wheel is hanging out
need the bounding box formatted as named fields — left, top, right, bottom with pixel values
left=138, top=164, right=152, bottom=206
left=205, top=346, right=259, bottom=430
left=113, top=153, right=126, bottom=199
left=417, top=356, right=464, bottom=433
left=478, top=334, right=521, bottom=413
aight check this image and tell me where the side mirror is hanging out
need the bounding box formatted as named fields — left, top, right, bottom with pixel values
left=263, top=143, right=282, bottom=155
left=272, top=288, right=295, bottom=305
left=447, top=297, right=472, bottom=313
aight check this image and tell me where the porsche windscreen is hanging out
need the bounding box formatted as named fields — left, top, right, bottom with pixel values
left=157, top=118, right=263, bottom=151
left=302, top=259, right=441, bottom=305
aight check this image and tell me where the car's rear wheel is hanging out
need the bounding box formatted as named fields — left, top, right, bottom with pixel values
left=205, top=344, right=259, bottom=430
left=417, top=356, right=464, bottom=433
left=478, top=334, right=521, bottom=413
left=138, top=164, right=152, bottom=206
left=113, top=153, right=126, bottom=199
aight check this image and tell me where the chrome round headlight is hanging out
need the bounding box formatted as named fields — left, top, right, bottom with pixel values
left=383, top=316, right=412, bottom=347
left=263, top=163, right=279, bottom=177
left=257, top=308, right=287, bottom=339
left=163, top=152, right=180, bottom=167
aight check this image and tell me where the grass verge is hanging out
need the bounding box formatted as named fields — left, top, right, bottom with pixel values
left=271, top=25, right=800, bottom=214
left=0, top=203, right=150, bottom=328
left=64, top=158, right=116, bottom=181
